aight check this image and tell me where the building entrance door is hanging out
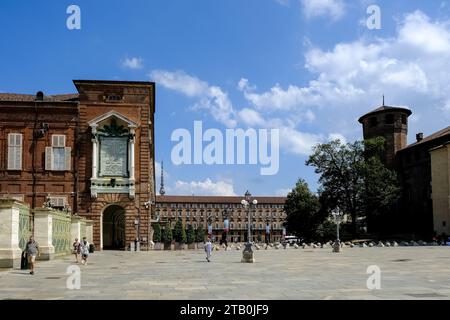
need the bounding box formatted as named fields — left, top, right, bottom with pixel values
left=102, top=205, right=125, bottom=249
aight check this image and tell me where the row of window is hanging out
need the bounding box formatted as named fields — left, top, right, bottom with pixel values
left=156, top=203, right=284, bottom=209
left=156, top=210, right=284, bottom=218
left=4, top=194, right=67, bottom=209
left=6, top=133, right=71, bottom=171
left=164, top=222, right=283, bottom=230
left=368, top=114, right=407, bottom=128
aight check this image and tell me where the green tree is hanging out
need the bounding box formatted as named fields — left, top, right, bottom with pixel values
left=284, top=179, right=323, bottom=241
left=315, top=220, right=337, bottom=242
left=152, top=223, right=162, bottom=242
left=186, top=224, right=195, bottom=244
left=306, top=138, right=400, bottom=237
left=173, top=219, right=186, bottom=243
left=162, top=226, right=173, bottom=244
left=195, top=224, right=205, bottom=242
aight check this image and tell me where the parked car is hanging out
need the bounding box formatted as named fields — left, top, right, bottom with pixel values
left=284, top=236, right=302, bottom=245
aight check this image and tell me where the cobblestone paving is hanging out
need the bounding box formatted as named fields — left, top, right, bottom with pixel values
left=0, top=247, right=449, bottom=300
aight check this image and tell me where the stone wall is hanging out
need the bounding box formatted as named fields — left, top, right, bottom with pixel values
left=0, top=198, right=93, bottom=268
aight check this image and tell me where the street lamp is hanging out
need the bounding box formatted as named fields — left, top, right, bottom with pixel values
left=222, top=205, right=232, bottom=246
left=241, top=190, right=258, bottom=263
left=134, top=217, right=140, bottom=251
left=331, top=207, right=343, bottom=253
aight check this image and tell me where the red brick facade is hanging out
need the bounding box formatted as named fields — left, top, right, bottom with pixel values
left=0, top=80, right=156, bottom=250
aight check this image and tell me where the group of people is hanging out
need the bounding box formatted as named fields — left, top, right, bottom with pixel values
left=73, top=237, right=90, bottom=265
left=22, top=235, right=91, bottom=275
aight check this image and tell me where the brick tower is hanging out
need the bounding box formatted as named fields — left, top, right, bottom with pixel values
left=358, top=101, right=412, bottom=169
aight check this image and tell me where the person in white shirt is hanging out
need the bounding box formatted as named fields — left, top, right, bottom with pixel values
left=205, top=237, right=212, bottom=262
left=80, top=237, right=90, bottom=265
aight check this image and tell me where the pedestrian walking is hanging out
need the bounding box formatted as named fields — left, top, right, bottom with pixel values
left=205, top=237, right=212, bottom=262
left=80, top=237, right=90, bottom=265
left=73, top=238, right=81, bottom=263
left=25, top=236, right=40, bottom=275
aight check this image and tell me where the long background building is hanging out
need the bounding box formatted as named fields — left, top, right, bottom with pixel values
left=155, top=195, right=287, bottom=243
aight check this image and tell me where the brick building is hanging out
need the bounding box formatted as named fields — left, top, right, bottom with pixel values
left=0, top=80, right=156, bottom=250
left=359, top=105, right=450, bottom=238
left=155, top=195, right=287, bottom=243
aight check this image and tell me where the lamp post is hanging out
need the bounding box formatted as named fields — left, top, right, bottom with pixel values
left=134, top=217, right=140, bottom=251
left=331, top=207, right=343, bottom=253
left=241, top=190, right=257, bottom=263
left=222, top=205, right=232, bottom=247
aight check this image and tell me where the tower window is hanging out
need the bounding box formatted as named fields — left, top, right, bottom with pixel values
left=369, top=117, right=378, bottom=128
left=401, top=114, right=407, bottom=125
left=385, top=114, right=394, bottom=124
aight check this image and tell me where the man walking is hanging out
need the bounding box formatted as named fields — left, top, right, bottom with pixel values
left=205, top=237, right=212, bottom=262
left=25, top=236, right=40, bottom=275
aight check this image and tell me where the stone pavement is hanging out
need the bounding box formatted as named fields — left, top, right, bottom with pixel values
left=0, top=247, right=449, bottom=300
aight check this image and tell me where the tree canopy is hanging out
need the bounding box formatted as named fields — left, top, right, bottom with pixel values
left=306, top=137, right=400, bottom=236
left=284, top=179, right=323, bottom=241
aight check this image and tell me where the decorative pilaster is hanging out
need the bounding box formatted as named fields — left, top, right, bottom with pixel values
left=129, top=128, right=136, bottom=181
left=85, top=220, right=94, bottom=244
left=91, top=129, right=98, bottom=180
left=129, top=127, right=136, bottom=199
left=71, top=216, right=82, bottom=242
left=33, top=208, right=55, bottom=260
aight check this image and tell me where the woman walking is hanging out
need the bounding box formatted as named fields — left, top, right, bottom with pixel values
left=72, top=238, right=81, bottom=263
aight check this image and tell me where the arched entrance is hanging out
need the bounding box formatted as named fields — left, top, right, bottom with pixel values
left=102, top=205, right=125, bottom=250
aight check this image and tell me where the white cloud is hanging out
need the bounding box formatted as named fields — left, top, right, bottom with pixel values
left=397, top=11, right=450, bottom=54
left=239, top=10, right=450, bottom=138
left=278, top=126, right=323, bottom=155
left=122, top=57, right=143, bottom=70
left=150, top=70, right=208, bottom=97
left=328, top=133, right=347, bottom=144
left=301, top=0, right=345, bottom=21
left=238, top=108, right=266, bottom=126
left=150, top=70, right=237, bottom=127
left=173, top=178, right=236, bottom=196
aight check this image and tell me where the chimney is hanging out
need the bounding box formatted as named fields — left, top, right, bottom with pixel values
left=416, top=133, right=424, bottom=142
left=35, top=91, right=44, bottom=101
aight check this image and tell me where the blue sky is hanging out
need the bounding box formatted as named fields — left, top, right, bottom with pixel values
left=1, top=0, right=450, bottom=197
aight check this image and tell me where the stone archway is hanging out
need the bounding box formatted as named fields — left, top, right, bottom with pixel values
left=102, top=205, right=126, bottom=250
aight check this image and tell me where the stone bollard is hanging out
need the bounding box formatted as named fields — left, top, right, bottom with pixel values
left=377, top=242, right=385, bottom=247
left=393, top=241, right=399, bottom=247
left=293, top=243, right=299, bottom=249
left=349, top=243, right=355, bottom=248
left=332, top=241, right=342, bottom=253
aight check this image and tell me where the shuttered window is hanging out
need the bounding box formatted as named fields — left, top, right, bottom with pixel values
left=45, top=135, right=71, bottom=171
left=7, top=133, right=23, bottom=170
left=49, top=197, right=66, bottom=208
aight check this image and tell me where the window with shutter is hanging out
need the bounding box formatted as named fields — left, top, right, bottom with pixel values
left=7, top=133, right=22, bottom=170
left=49, top=197, right=66, bottom=208
left=47, top=135, right=70, bottom=171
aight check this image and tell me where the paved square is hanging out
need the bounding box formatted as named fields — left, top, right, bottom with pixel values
left=0, top=247, right=449, bottom=300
